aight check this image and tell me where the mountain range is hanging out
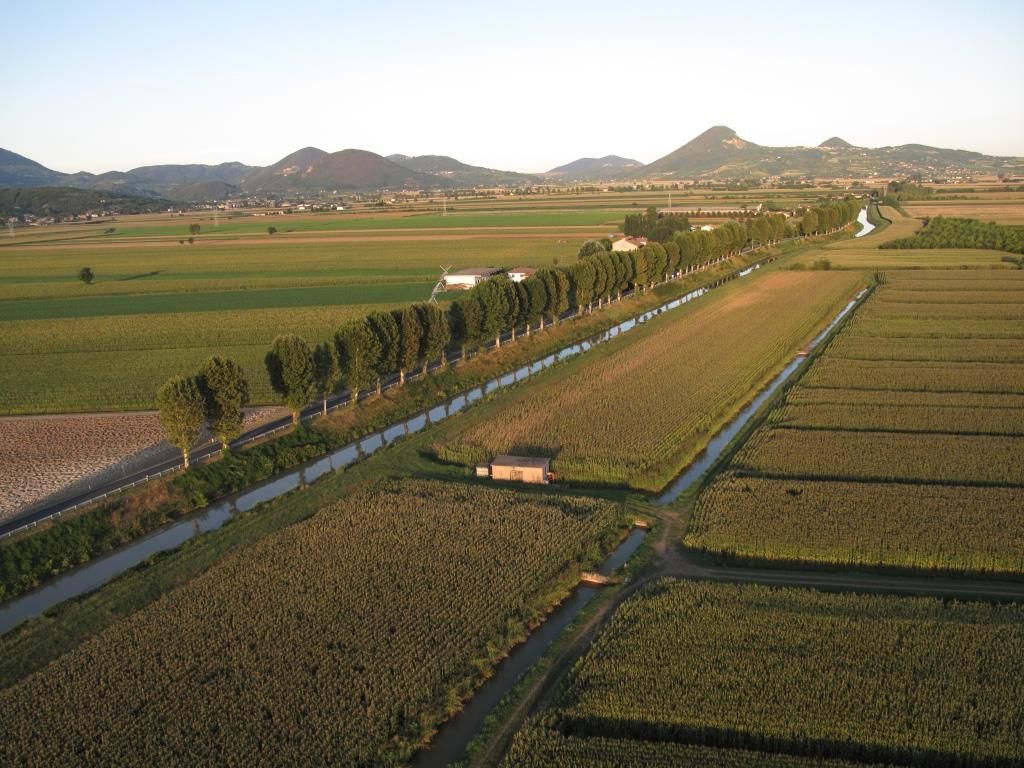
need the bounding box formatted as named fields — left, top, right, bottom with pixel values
left=2, top=128, right=1021, bottom=199
left=544, top=155, right=643, bottom=181
left=635, top=126, right=1022, bottom=179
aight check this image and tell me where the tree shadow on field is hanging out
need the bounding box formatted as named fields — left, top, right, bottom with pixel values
left=119, top=271, right=162, bottom=281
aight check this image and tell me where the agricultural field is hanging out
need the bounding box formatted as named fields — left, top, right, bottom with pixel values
left=433, top=269, right=864, bottom=491
left=504, top=726, right=891, bottom=768
left=688, top=271, right=1024, bottom=575
left=519, top=580, right=1024, bottom=767
left=0, top=235, right=575, bottom=414
left=0, top=478, right=624, bottom=766
left=904, top=201, right=1024, bottom=225
left=0, top=406, right=286, bottom=522
left=812, top=205, right=1017, bottom=269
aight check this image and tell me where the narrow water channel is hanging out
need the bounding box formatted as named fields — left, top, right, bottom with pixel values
left=411, top=527, right=648, bottom=767
left=855, top=206, right=875, bottom=238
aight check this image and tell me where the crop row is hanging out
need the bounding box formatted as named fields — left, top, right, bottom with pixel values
left=802, top=358, right=1024, bottom=393
left=503, top=725, right=888, bottom=768
left=826, top=334, right=1024, bottom=363
left=0, top=479, right=622, bottom=766
left=844, top=315, right=1024, bottom=339
left=433, top=271, right=862, bottom=490
left=551, top=580, right=1024, bottom=767
left=882, top=272, right=1024, bottom=291
left=689, top=474, right=1024, bottom=575
left=857, top=300, right=1024, bottom=320
left=734, top=428, right=1023, bottom=486
left=875, top=288, right=1024, bottom=304
left=768, top=401, right=1024, bottom=435
left=787, top=387, right=1024, bottom=410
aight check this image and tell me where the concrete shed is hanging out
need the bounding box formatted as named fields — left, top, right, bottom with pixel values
left=490, top=455, right=552, bottom=484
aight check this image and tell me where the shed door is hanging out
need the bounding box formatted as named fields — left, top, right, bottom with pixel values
left=510, top=469, right=523, bottom=481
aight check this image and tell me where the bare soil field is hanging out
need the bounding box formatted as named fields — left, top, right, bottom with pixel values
left=0, top=407, right=287, bottom=522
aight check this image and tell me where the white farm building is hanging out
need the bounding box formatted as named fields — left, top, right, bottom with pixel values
left=443, top=267, right=503, bottom=290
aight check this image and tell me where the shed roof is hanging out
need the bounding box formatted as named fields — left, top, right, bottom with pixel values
left=508, top=266, right=537, bottom=274
left=492, top=455, right=551, bottom=469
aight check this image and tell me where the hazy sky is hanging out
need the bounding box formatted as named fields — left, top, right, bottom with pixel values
left=4, top=0, right=1022, bottom=173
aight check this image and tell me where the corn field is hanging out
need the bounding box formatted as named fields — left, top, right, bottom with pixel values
left=545, top=581, right=1024, bottom=767
left=0, top=479, right=622, bottom=766
left=690, top=474, right=1024, bottom=574
left=503, top=725, right=884, bottom=768
left=688, top=270, right=1024, bottom=575
left=434, top=271, right=863, bottom=491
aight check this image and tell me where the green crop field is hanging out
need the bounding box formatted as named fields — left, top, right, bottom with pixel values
left=0, top=478, right=623, bottom=766
left=688, top=271, right=1024, bottom=575
left=526, top=580, right=1024, bottom=767
left=433, top=269, right=864, bottom=491
left=88, top=209, right=624, bottom=238
left=0, top=234, right=578, bottom=413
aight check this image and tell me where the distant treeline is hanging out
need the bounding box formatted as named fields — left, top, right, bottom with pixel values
left=152, top=198, right=862, bottom=466
left=882, top=180, right=933, bottom=209
left=880, top=216, right=1024, bottom=254
left=0, top=187, right=170, bottom=219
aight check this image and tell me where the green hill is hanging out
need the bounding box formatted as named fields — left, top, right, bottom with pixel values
left=0, top=187, right=172, bottom=218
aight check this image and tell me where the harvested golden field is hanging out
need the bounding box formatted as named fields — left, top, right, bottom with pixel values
left=904, top=201, right=1024, bottom=224
left=801, top=206, right=1012, bottom=268
left=434, top=270, right=863, bottom=490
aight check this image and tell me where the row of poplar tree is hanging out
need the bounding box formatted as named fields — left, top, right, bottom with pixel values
left=154, top=200, right=862, bottom=465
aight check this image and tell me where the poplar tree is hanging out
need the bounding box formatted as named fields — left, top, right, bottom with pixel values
left=335, top=321, right=377, bottom=403
left=197, top=356, right=249, bottom=449
left=266, top=334, right=315, bottom=423
left=393, top=306, right=423, bottom=384
left=449, top=295, right=484, bottom=360
left=366, top=310, right=399, bottom=395
left=416, top=302, right=450, bottom=372
left=156, top=375, right=205, bottom=468
left=312, top=341, right=342, bottom=415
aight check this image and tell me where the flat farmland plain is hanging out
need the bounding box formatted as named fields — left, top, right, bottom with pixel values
left=817, top=205, right=1016, bottom=269
left=0, top=231, right=578, bottom=413
left=518, top=580, right=1024, bottom=767
left=904, top=200, right=1024, bottom=224
left=688, top=271, right=1024, bottom=575
left=433, top=269, right=864, bottom=491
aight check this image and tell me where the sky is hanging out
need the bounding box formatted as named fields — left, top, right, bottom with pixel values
left=3, top=0, right=1023, bottom=174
